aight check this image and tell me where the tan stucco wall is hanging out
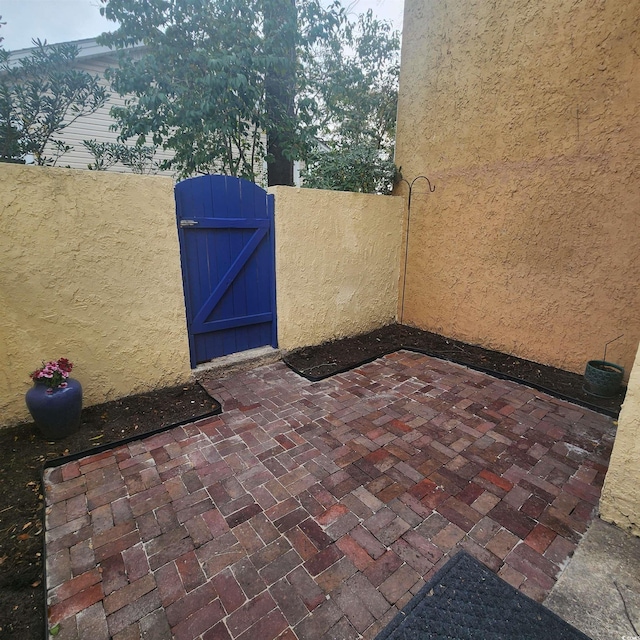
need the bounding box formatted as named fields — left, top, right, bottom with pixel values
left=395, top=0, right=640, bottom=375
left=271, top=187, right=404, bottom=351
left=601, top=342, right=640, bottom=536
left=0, top=164, right=191, bottom=427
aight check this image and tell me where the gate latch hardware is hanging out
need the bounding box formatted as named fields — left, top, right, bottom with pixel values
left=180, top=219, right=199, bottom=227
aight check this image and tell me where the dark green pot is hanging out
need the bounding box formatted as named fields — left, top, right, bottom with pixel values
left=583, top=360, right=624, bottom=398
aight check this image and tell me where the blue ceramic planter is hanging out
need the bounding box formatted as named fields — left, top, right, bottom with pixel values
left=25, top=378, right=83, bottom=440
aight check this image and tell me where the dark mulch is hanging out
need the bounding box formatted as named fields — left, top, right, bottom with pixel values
left=284, top=324, right=626, bottom=418
left=0, top=383, right=220, bottom=639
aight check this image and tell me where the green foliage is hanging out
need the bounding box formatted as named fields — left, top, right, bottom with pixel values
left=97, top=1, right=398, bottom=190
left=0, top=16, right=23, bottom=163
left=301, top=10, right=400, bottom=193
left=301, top=144, right=397, bottom=194
left=98, top=0, right=342, bottom=181
left=83, top=139, right=158, bottom=173
left=0, top=39, right=108, bottom=165
left=309, top=10, right=399, bottom=152
left=262, top=0, right=297, bottom=185
left=0, top=83, right=23, bottom=163
left=117, top=141, right=159, bottom=173
left=100, top=0, right=264, bottom=179
left=82, top=139, right=120, bottom=170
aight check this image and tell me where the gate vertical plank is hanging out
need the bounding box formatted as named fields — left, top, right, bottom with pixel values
left=229, top=180, right=249, bottom=353
left=195, top=178, right=218, bottom=361
left=251, top=178, right=271, bottom=352
left=209, top=178, right=234, bottom=356
left=268, top=193, right=278, bottom=350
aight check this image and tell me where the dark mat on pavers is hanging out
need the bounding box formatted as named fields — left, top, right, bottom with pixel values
left=375, top=552, right=592, bottom=640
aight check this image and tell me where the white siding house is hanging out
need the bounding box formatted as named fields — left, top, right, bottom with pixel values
left=8, top=38, right=177, bottom=175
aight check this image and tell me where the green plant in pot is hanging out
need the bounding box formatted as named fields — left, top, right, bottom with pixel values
left=25, top=358, right=83, bottom=439
left=583, top=335, right=624, bottom=398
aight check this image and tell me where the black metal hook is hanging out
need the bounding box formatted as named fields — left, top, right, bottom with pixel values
left=398, top=175, right=436, bottom=211
left=397, top=175, right=436, bottom=324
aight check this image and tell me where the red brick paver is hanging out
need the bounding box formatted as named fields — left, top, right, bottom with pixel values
left=44, top=352, right=615, bottom=639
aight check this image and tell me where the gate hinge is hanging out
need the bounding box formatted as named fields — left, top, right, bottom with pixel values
left=180, top=219, right=199, bottom=227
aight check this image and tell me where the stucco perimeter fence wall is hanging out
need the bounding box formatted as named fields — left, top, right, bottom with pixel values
left=0, top=164, right=192, bottom=427
left=395, top=0, right=640, bottom=377
left=0, top=170, right=405, bottom=427
left=270, top=187, right=405, bottom=352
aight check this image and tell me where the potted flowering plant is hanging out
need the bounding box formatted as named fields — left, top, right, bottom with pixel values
left=25, top=358, right=82, bottom=439
left=30, top=357, right=73, bottom=390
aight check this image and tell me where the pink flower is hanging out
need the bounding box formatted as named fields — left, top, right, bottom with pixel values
left=29, top=357, right=75, bottom=389
left=57, top=358, right=73, bottom=373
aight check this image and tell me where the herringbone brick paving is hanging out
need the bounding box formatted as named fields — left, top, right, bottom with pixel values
left=44, top=351, right=615, bottom=639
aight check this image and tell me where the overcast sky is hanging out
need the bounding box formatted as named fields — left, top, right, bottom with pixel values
left=0, top=0, right=404, bottom=51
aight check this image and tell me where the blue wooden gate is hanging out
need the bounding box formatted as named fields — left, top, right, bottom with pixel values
left=175, top=175, right=277, bottom=367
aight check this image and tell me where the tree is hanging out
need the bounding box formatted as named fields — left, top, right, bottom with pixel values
left=0, top=39, right=108, bottom=166
left=262, top=0, right=297, bottom=185
left=99, top=0, right=341, bottom=182
left=301, top=10, right=400, bottom=193
left=0, top=16, right=23, bottom=162
left=98, top=0, right=398, bottom=190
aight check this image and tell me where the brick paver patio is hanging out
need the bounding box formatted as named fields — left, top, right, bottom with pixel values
left=44, top=351, right=615, bottom=639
